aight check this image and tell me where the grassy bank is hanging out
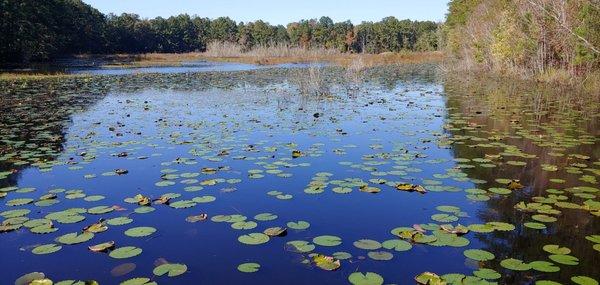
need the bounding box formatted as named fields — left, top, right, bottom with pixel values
left=91, top=44, right=444, bottom=69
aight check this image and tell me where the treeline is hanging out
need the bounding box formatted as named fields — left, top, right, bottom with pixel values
left=0, top=0, right=440, bottom=64
left=443, top=0, right=600, bottom=76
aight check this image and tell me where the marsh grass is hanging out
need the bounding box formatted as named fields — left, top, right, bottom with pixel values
left=292, top=64, right=330, bottom=98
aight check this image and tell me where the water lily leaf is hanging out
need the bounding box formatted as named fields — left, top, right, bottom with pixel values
left=412, top=233, right=437, bottom=244
left=32, top=244, right=62, bottom=255
left=120, top=277, right=157, bottom=285
left=359, top=186, right=381, bottom=193
left=368, top=251, right=393, bottom=261
left=109, top=246, right=143, bottom=259
left=473, top=268, right=500, bottom=280
left=542, top=244, right=571, bottom=255
left=571, top=276, right=598, bottom=285
left=134, top=206, right=155, bottom=214
left=332, top=251, right=352, bottom=260
left=254, top=213, right=277, bottom=221
left=169, top=200, right=196, bottom=209
left=57, top=232, right=94, bottom=245
left=431, top=214, right=458, bottom=223
left=381, top=239, right=412, bottom=251
left=186, top=213, right=208, bottom=223
left=84, top=221, right=108, bottom=233
left=107, top=217, right=133, bottom=226
left=524, top=222, right=546, bottom=229
left=463, top=249, right=495, bottom=261
left=415, top=272, right=443, bottom=285
left=124, top=226, right=156, bottom=237
left=87, top=205, right=114, bottom=215
left=313, top=254, right=341, bottom=270
left=535, top=281, right=562, bottom=285
left=348, top=272, right=384, bottom=285
left=313, top=235, right=342, bottom=246
left=500, top=258, right=531, bottom=271
left=231, top=221, right=257, bottom=230
left=548, top=254, right=579, bottom=265
left=237, top=262, right=260, bottom=273
left=585, top=235, right=600, bottom=243
left=15, top=272, right=47, bottom=285
left=89, top=241, right=115, bottom=252
left=286, top=240, right=315, bottom=253
left=487, top=222, right=515, bottom=231
left=192, top=196, right=216, bottom=203
left=353, top=239, right=382, bottom=250
left=6, top=198, right=34, bottom=206
left=153, top=263, right=187, bottom=277
left=287, top=220, right=310, bottom=230
left=529, top=261, right=560, bottom=272
left=238, top=233, right=269, bottom=245
left=263, top=227, right=287, bottom=237
left=30, top=224, right=57, bottom=234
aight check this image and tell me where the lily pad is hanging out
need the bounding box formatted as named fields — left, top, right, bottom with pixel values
left=238, top=233, right=270, bottom=245
left=153, top=263, right=188, bottom=277
left=313, top=235, right=342, bottom=247
left=237, top=262, right=260, bottom=273
left=287, top=220, right=310, bottom=230
left=109, top=246, right=143, bottom=259
left=348, top=272, right=384, bottom=285
left=463, top=249, right=495, bottom=261
left=32, top=244, right=62, bottom=255
left=124, top=227, right=156, bottom=237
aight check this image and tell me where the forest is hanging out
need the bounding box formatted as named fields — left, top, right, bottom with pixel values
left=0, top=0, right=440, bottom=64
left=444, top=0, right=599, bottom=78
left=1, top=0, right=598, bottom=81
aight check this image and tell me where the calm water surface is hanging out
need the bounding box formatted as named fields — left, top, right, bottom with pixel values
left=0, top=66, right=598, bottom=284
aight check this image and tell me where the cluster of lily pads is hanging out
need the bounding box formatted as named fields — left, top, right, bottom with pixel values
left=1, top=66, right=598, bottom=285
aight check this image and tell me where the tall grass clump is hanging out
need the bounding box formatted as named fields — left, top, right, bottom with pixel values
left=292, top=63, right=330, bottom=98
left=203, top=41, right=340, bottom=64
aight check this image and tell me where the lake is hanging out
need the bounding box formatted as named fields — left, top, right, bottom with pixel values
left=0, top=64, right=598, bottom=285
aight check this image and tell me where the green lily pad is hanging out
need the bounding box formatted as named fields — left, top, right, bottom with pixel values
left=548, top=254, right=579, bottom=265
left=287, top=220, right=310, bottom=230
left=473, top=268, right=500, bottom=280
left=254, top=213, right=277, bottom=221
left=529, top=261, right=560, bottom=273
left=500, top=258, right=531, bottom=271
left=237, top=262, right=260, bottom=273
left=463, top=249, right=495, bottom=261
left=231, top=221, right=258, bottom=230
left=381, top=239, right=412, bottom=251
left=348, top=272, right=384, bottom=285
left=153, top=263, right=188, bottom=277
left=542, top=244, right=571, bottom=255
left=32, top=244, right=62, bottom=255
left=120, top=277, right=157, bottom=285
left=107, top=217, right=133, bottom=226
left=169, top=200, right=196, bottom=209
left=286, top=240, right=315, bottom=253
left=313, top=235, right=342, bottom=247
left=354, top=239, right=382, bottom=250
left=124, top=227, right=156, bottom=237
left=368, top=251, right=393, bottom=261
left=571, top=276, right=598, bottom=285
left=56, top=232, right=94, bottom=245
left=109, top=246, right=143, bottom=259
left=238, top=233, right=269, bottom=245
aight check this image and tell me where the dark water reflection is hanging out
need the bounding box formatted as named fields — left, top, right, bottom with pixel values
left=0, top=66, right=598, bottom=284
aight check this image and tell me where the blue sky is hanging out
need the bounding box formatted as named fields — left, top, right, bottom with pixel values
left=82, top=0, right=449, bottom=25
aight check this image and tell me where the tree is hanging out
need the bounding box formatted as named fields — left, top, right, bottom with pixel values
left=209, top=17, right=238, bottom=42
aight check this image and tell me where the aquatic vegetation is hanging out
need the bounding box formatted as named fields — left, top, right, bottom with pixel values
left=0, top=65, right=597, bottom=284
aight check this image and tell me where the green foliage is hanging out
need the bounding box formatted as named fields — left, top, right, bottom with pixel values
left=445, top=0, right=599, bottom=75
left=0, top=2, right=441, bottom=65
